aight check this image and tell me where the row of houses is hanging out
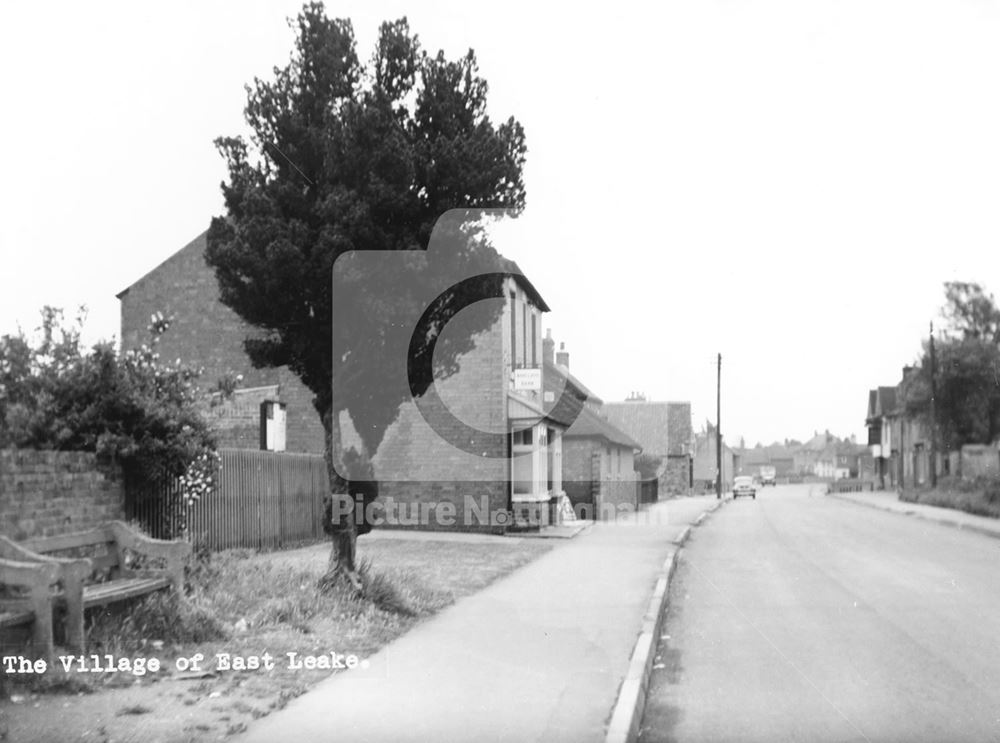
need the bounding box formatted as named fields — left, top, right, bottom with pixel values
left=865, top=367, right=1000, bottom=488
left=732, top=431, right=871, bottom=482
left=117, top=231, right=699, bottom=532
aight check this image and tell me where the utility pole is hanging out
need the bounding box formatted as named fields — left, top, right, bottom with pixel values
left=716, top=353, right=722, bottom=500
left=929, top=322, right=938, bottom=487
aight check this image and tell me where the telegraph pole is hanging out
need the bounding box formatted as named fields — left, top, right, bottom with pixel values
left=929, top=322, right=938, bottom=487
left=716, top=353, right=722, bottom=500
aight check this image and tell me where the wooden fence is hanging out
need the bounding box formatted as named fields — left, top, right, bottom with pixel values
left=125, top=449, right=329, bottom=551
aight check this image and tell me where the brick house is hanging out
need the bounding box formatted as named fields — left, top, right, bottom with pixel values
left=866, top=385, right=898, bottom=489
left=551, top=340, right=642, bottom=518
left=866, top=368, right=937, bottom=489
left=366, top=266, right=585, bottom=532
left=602, top=398, right=694, bottom=497
left=117, top=231, right=325, bottom=454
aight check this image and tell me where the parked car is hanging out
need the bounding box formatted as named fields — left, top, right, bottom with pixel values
left=733, top=475, right=756, bottom=499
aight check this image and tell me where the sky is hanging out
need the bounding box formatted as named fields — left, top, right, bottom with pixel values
left=3, top=0, right=999, bottom=448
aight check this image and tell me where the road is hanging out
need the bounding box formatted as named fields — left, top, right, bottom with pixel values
left=639, top=483, right=1000, bottom=743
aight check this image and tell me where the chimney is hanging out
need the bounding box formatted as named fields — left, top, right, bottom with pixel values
left=543, top=329, right=555, bottom=366
left=556, top=341, right=569, bottom=368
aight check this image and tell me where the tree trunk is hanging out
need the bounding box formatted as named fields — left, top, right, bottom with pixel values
left=322, top=407, right=362, bottom=593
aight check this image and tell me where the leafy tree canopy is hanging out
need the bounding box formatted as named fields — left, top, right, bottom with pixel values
left=903, top=282, right=1000, bottom=448
left=941, top=281, right=1000, bottom=344
left=205, top=3, right=527, bottom=461
left=634, top=453, right=663, bottom=481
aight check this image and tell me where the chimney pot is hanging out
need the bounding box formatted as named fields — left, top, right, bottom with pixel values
left=543, top=329, right=555, bottom=366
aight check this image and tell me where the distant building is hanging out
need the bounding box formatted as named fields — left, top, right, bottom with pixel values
left=866, top=367, right=936, bottom=489
left=692, top=423, right=736, bottom=492
left=602, top=398, right=693, bottom=496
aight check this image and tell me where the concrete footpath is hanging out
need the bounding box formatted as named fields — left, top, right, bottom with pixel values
left=236, top=495, right=725, bottom=743
left=827, top=488, right=1000, bottom=540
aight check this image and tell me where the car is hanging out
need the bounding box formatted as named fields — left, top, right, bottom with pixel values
left=759, top=465, right=777, bottom=486
left=733, top=475, right=756, bottom=499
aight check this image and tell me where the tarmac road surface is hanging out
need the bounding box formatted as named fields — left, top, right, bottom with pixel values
left=639, top=483, right=1000, bottom=743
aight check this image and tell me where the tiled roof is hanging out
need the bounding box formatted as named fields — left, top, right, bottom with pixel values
left=564, top=405, right=642, bottom=450
left=543, top=361, right=589, bottom=428
left=601, top=401, right=692, bottom=457
left=865, top=386, right=899, bottom=420
left=879, top=386, right=898, bottom=415
left=544, top=360, right=602, bottom=405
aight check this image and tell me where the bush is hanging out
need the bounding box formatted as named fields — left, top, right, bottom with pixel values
left=0, top=307, right=219, bottom=535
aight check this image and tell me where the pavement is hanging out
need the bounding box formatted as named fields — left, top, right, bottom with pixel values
left=826, top=487, right=1000, bottom=540
left=235, top=495, right=726, bottom=743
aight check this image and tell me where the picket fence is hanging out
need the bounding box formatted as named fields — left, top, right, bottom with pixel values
left=125, top=449, right=329, bottom=551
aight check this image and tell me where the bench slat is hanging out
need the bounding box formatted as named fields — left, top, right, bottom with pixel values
left=0, top=609, right=34, bottom=628
left=21, top=527, right=114, bottom=554
left=82, top=577, right=171, bottom=608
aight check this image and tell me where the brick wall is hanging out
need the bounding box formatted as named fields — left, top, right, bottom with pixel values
left=661, top=455, right=691, bottom=495
left=562, top=437, right=597, bottom=512
left=599, top=478, right=639, bottom=518
left=118, top=231, right=324, bottom=455
left=960, top=444, right=1000, bottom=479
left=371, top=310, right=508, bottom=530
left=376, top=480, right=509, bottom=533
left=0, top=450, right=124, bottom=541
left=277, top=368, right=325, bottom=455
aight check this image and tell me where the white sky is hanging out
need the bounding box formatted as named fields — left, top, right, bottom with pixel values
left=3, top=0, right=999, bottom=447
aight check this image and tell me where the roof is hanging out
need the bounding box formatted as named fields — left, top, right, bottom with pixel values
left=497, top=256, right=550, bottom=312
left=564, top=406, right=642, bottom=450
left=866, top=386, right=898, bottom=423
left=542, top=360, right=589, bottom=428
left=601, top=401, right=692, bottom=457
left=117, top=230, right=209, bottom=299
left=117, top=232, right=551, bottom=313
left=544, top=360, right=602, bottom=406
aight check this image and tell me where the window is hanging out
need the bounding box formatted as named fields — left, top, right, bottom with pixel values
left=513, top=428, right=533, bottom=446
left=521, top=300, right=527, bottom=368
left=259, top=401, right=287, bottom=452
left=531, top=310, right=537, bottom=367
left=509, top=291, right=517, bottom=371
left=511, top=424, right=540, bottom=496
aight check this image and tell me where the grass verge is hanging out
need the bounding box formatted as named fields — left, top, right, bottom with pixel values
left=2, top=534, right=553, bottom=743
left=900, top=475, right=1000, bottom=519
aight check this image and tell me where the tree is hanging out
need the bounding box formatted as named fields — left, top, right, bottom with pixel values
left=902, top=282, right=1000, bottom=450
left=205, top=4, right=527, bottom=589
left=634, top=453, right=663, bottom=482
left=941, top=281, right=1000, bottom=344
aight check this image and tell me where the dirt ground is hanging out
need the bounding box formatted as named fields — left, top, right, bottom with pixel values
left=1, top=535, right=554, bottom=742
left=1, top=630, right=336, bottom=743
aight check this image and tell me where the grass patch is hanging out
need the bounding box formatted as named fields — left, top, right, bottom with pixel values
left=900, top=475, right=1000, bottom=519
left=4, top=532, right=554, bottom=743
left=88, top=590, right=229, bottom=654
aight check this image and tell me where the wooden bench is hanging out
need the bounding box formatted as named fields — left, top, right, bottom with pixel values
left=0, top=557, right=60, bottom=663
left=0, top=521, right=190, bottom=657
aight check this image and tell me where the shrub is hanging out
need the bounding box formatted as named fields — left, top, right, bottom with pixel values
left=0, top=307, right=219, bottom=536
